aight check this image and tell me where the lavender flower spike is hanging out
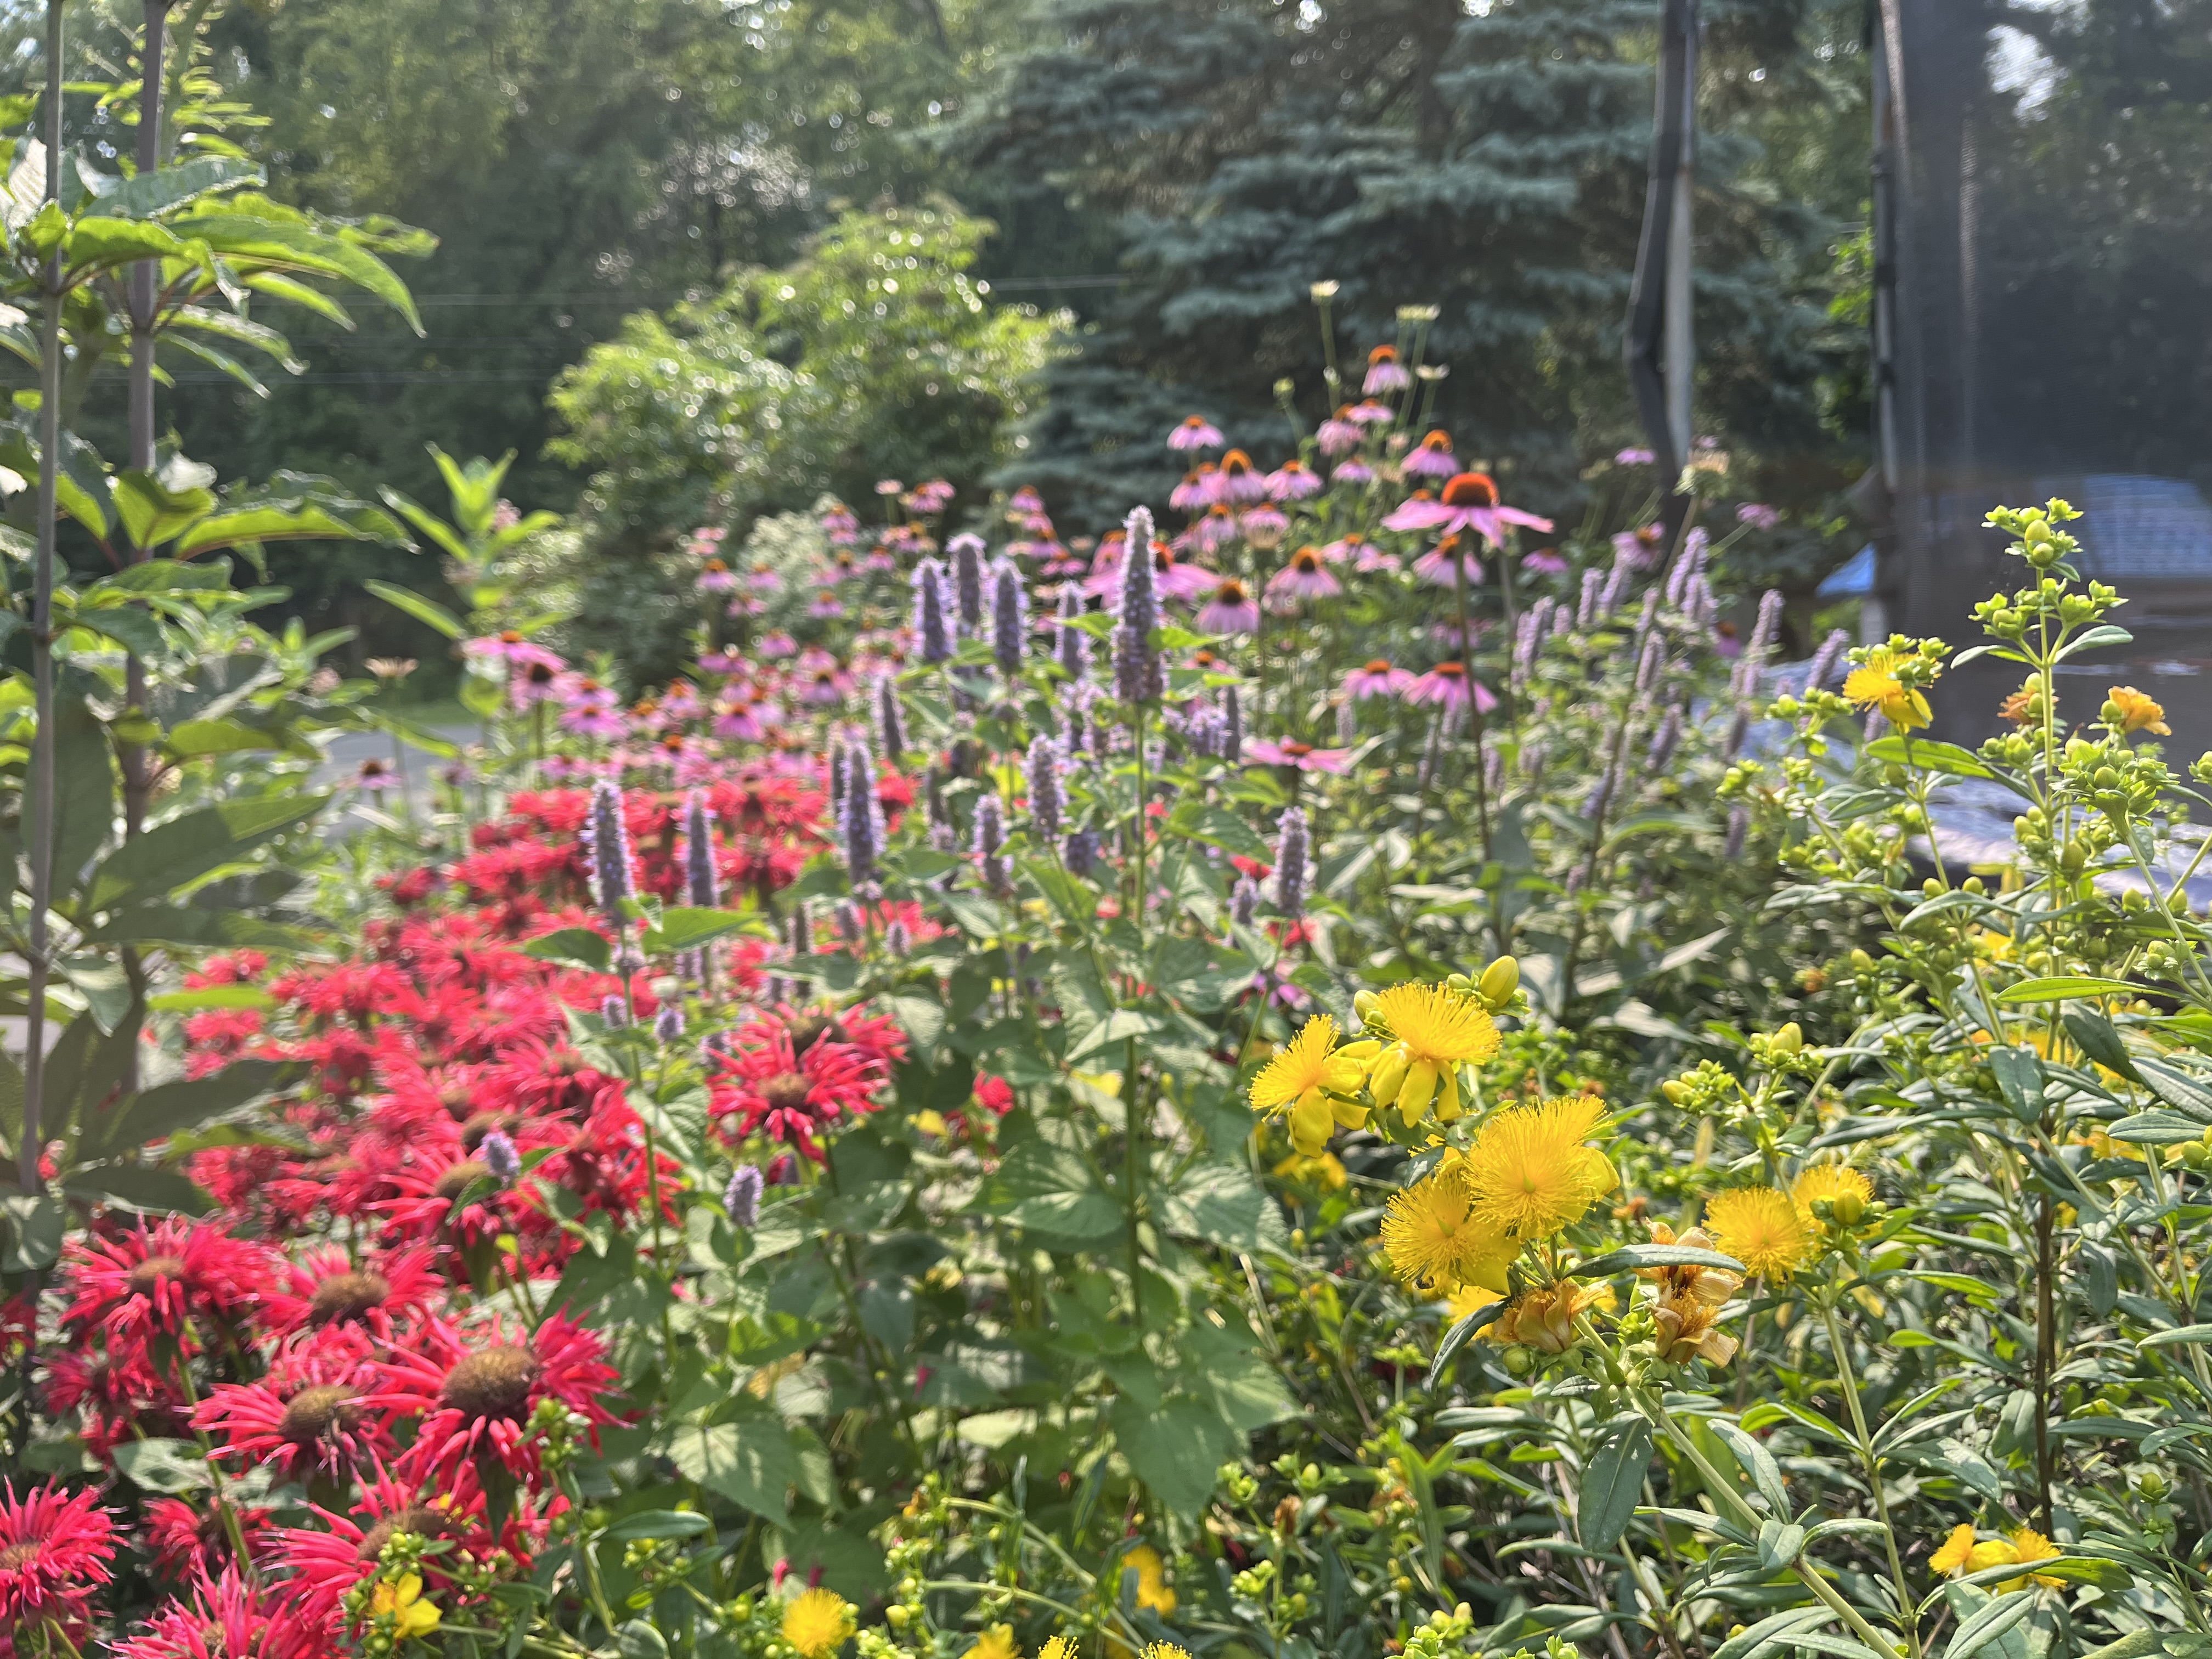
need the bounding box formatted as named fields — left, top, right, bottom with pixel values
left=1270, top=805, right=1310, bottom=920
left=1055, top=584, right=1091, bottom=680
left=1221, top=682, right=1243, bottom=764
left=990, top=556, right=1028, bottom=679
left=1805, top=627, right=1850, bottom=693
left=1113, top=504, right=1163, bottom=703
left=482, top=1130, right=521, bottom=1187
left=974, top=792, right=1010, bottom=894
left=911, top=556, right=956, bottom=663
left=950, top=532, right=988, bottom=631
left=583, top=780, right=635, bottom=924
left=842, top=732, right=885, bottom=883
left=875, top=674, right=906, bottom=760
left=724, top=1165, right=764, bottom=1228
left=682, top=789, right=719, bottom=909
left=1026, top=733, right=1064, bottom=842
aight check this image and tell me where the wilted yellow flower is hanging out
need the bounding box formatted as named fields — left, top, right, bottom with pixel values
left=966, top=1627, right=1019, bottom=1659
left=371, top=1575, right=443, bottom=1641
left=1705, top=1187, right=1810, bottom=1278
left=1843, top=650, right=1932, bottom=731
left=1459, top=1097, right=1617, bottom=1242
left=1381, top=1171, right=1514, bottom=1294
left=1250, top=1014, right=1370, bottom=1153
left=783, top=1587, right=856, bottom=1658
left=1789, top=1163, right=1872, bottom=1226
left=2106, top=685, right=2170, bottom=736
left=1121, top=1544, right=1176, bottom=1615
left=1488, top=1282, right=1610, bottom=1354
left=1272, top=1149, right=1348, bottom=1192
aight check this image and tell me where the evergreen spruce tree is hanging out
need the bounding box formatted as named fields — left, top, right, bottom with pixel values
left=963, top=0, right=1863, bottom=531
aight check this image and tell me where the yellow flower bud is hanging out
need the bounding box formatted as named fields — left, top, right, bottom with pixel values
left=1291, top=1093, right=1334, bottom=1155
left=1352, top=989, right=1381, bottom=1025
left=1397, top=1058, right=1439, bottom=1123
left=1478, top=955, right=1520, bottom=1009
left=1369, top=1043, right=1410, bottom=1106
left=1771, top=1022, right=1803, bottom=1056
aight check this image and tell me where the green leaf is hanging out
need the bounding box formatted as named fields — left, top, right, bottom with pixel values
left=1064, top=1008, right=1166, bottom=1065
left=641, top=906, right=754, bottom=956
left=86, top=792, right=328, bottom=912
left=1110, top=1391, right=1235, bottom=1519
left=163, top=718, right=290, bottom=759
left=109, top=1437, right=210, bottom=1493
left=97, top=1058, right=294, bottom=1159
left=62, top=1162, right=210, bottom=1215
left=1427, top=1300, right=1505, bottom=1389
left=600, top=1510, right=713, bottom=1543
left=0, top=1194, right=64, bottom=1272
left=37, top=689, right=113, bottom=899
left=174, top=206, right=425, bottom=332
left=1570, top=1243, right=1743, bottom=1277
left=1996, top=975, right=2146, bottom=1002
left=2106, top=1111, right=2210, bottom=1146
left=1708, top=1418, right=1790, bottom=1514
left=2061, top=1008, right=2143, bottom=1082
left=1940, top=1589, right=2035, bottom=1659
left=63, top=215, right=186, bottom=271
left=658, top=1417, right=798, bottom=1520
left=1864, top=735, right=1995, bottom=778
left=363, top=579, right=464, bottom=640
left=1159, top=1160, right=1287, bottom=1255
left=1577, top=1415, right=1654, bottom=1552
left=517, top=927, right=612, bottom=973
left=2140, top=1323, right=2212, bottom=1348
left=87, top=155, right=262, bottom=219
left=113, top=469, right=218, bottom=552
left=1987, top=1046, right=2044, bottom=1127
left=876, top=992, right=946, bottom=1052
left=146, top=984, right=278, bottom=1013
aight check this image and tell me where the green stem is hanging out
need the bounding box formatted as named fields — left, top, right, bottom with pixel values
left=1820, top=1301, right=1920, bottom=1658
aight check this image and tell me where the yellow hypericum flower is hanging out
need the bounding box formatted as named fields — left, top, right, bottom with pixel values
left=1142, top=1646, right=1193, bottom=1659
left=966, top=1626, right=1019, bottom=1659
left=1037, top=1640, right=1076, bottom=1659
left=1272, top=1149, right=1349, bottom=1192
left=371, top=1574, right=443, bottom=1641
left=1381, top=1172, right=1515, bottom=1294
left=1445, top=1282, right=1502, bottom=1327
left=1121, top=1544, right=1176, bottom=1615
left=2002, top=1526, right=2065, bottom=1589
left=783, top=1587, right=856, bottom=1658
left=1789, top=1163, right=1872, bottom=1226
left=2106, top=685, right=2170, bottom=736
left=1929, top=1523, right=1978, bottom=1576
left=1458, top=1097, right=1617, bottom=1242
left=1843, top=650, right=1932, bottom=731
left=1705, top=1186, right=1810, bottom=1278
left=1249, top=1014, right=1370, bottom=1153
left=1368, top=983, right=1501, bottom=1123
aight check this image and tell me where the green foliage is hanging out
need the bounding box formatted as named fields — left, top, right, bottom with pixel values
left=545, top=199, right=1063, bottom=684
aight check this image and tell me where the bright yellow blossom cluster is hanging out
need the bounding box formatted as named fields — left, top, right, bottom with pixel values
left=783, top=1587, right=857, bottom=1659
left=1929, top=1523, right=2063, bottom=1591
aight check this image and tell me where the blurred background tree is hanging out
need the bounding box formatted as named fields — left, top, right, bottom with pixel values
left=16, top=0, right=1876, bottom=671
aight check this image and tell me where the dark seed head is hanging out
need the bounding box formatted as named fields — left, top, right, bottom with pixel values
left=434, top=1160, right=492, bottom=1202
left=127, top=1255, right=188, bottom=1298
left=460, top=1112, right=518, bottom=1153
left=279, top=1383, right=363, bottom=1446
left=760, top=1072, right=814, bottom=1114
left=308, top=1270, right=391, bottom=1327
left=785, top=1014, right=848, bottom=1054
left=438, top=1344, right=541, bottom=1421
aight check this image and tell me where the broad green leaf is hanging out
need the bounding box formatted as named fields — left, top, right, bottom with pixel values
left=658, top=1417, right=798, bottom=1519
left=63, top=216, right=186, bottom=272
left=2106, top=1111, right=2210, bottom=1146
left=2140, top=1323, right=2212, bottom=1347
left=1940, top=1589, right=2035, bottom=1659
left=87, top=155, right=262, bottom=219
left=1864, top=735, right=1995, bottom=778
left=363, top=578, right=464, bottom=640
left=641, top=906, right=754, bottom=956
left=518, top=927, right=612, bottom=973
left=174, top=206, right=424, bottom=331
left=1158, top=1160, right=1286, bottom=1255
left=109, top=1437, right=211, bottom=1492
left=146, top=983, right=277, bottom=1014
left=1427, top=1300, right=1505, bottom=1388
left=86, top=792, right=328, bottom=912
left=1110, top=1391, right=1235, bottom=1519
left=1709, top=1418, right=1791, bottom=1514
left=62, top=1161, right=210, bottom=1215
left=97, top=1058, right=294, bottom=1159
left=40, top=689, right=114, bottom=899
left=0, top=1194, right=64, bottom=1272
left=600, top=1511, right=713, bottom=1543
left=1576, top=1415, right=1653, bottom=1552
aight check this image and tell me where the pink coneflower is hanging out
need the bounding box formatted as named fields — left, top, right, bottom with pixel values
left=1215, top=449, right=1266, bottom=504
left=1362, top=343, right=1410, bottom=394
left=1170, top=468, right=1212, bottom=513
left=1404, top=661, right=1499, bottom=715
left=1245, top=738, right=1352, bottom=774
left=822, top=503, right=860, bottom=544
left=875, top=478, right=904, bottom=498
left=0, top=1482, right=115, bottom=1655
left=1713, top=620, right=1742, bottom=660
left=1189, top=504, right=1239, bottom=556
left=1383, top=471, right=1553, bottom=548
left=808, top=596, right=847, bottom=620
left=1197, top=579, right=1261, bottom=635
left=1342, top=659, right=1415, bottom=700
left=759, top=632, right=798, bottom=659
left=713, top=696, right=768, bottom=742
left=904, top=479, right=955, bottom=514
left=371, top=1312, right=618, bottom=1489
left=509, top=654, right=562, bottom=710
left=696, top=558, right=738, bottom=593
left=1612, top=522, right=1667, bottom=567
left=1264, top=459, right=1323, bottom=500
left=1240, top=504, right=1289, bottom=549
left=1009, top=486, right=1045, bottom=514
left=1348, top=398, right=1395, bottom=425
left=463, top=631, right=562, bottom=669
left=1523, top=548, right=1568, bottom=574
left=1737, top=502, right=1781, bottom=530
left=1333, top=458, right=1374, bottom=486
left=748, top=565, right=783, bottom=594
left=1150, top=543, right=1219, bottom=601
left=1317, top=405, right=1364, bottom=456
left=799, top=664, right=855, bottom=706
left=1169, top=414, right=1224, bottom=451
left=1402, top=430, right=1459, bottom=479
left=1412, top=534, right=1484, bottom=590
left=698, top=650, right=742, bottom=674
left=1615, top=447, right=1656, bottom=465
left=1267, top=546, right=1342, bottom=603
left=355, top=758, right=399, bottom=793
left=556, top=676, right=626, bottom=740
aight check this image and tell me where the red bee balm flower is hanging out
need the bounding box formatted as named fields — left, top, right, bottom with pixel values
left=278, top=1468, right=518, bottom=1632
left=0, top=1482, right=116, bottom=1654
left=112, top=1566, right=316, bottom=1659
left=370, top=1313, right=617, bottom=1489
left=196, top=1347, right=392, bottom=1485
left=710, top=1018, right=887, bottom=1161
left=61, top=1218, right=274, bottom=1350
left=258, top=1245, right=445, bottom=1345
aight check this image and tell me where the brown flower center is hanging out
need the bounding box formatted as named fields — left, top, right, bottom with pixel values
left=434, top=1160, right=492, bottom=1202
left=280, top=1384, right=363, bottom=1446
left=1435, top=662, right=1467, bottom=679
left=760, top=1072, right=814, bottom=1114
left=1418, top=430, right=1452, bottom=452
left=0, top=1542, right=40, bottom=1571
left=1441, top=472, right=1499, bottom=507
left=439, top=1345, right=542, bottom=1422
left=309, top=1270, right=391, bottom=1327
left=1213, top=581, right=1248, bottom=602
left=356, top=1505, right=446, bottom=1563
left=461, top=1113, right=518, bottom=1153
left=786, top=1015, right=847, bottom=1053
left=128, top=1256, right=187, bottom=1299
left=1364, top=659, right=1392, bottom=674
left=1293, top=550, right=1322, bottom=573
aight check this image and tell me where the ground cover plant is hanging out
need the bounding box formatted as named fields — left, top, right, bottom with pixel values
left=2, top=19, right=2210, bottom=1659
